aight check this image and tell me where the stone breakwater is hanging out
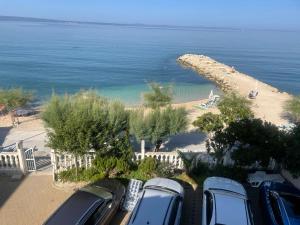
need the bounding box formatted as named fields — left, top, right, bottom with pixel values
left=177, top=54, right=292, bottom=125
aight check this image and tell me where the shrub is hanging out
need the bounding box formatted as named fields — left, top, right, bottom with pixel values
left=93, top=156, right=131, bottom=177
left=57, top=167, right=106, bottom=183
left=143, top=82, right=173, bottom=109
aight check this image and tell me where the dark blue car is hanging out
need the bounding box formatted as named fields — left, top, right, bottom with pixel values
left=260, top=181, right=300, bottom=225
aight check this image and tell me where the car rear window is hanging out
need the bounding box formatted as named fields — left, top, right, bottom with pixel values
left=280, top=194, right=300, bottom=218
left=44, top=191, right=103, bottom=225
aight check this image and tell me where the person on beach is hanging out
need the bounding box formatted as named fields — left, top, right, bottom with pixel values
left=10, top=109, right=19, bottom=127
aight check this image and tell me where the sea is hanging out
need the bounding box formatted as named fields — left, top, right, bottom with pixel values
left=0, top=19, right=299, bottom=105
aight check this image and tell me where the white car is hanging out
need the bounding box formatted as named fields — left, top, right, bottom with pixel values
left=202, top=177, right=254, bottom=225
left=126, top=177, right=184, bottom=225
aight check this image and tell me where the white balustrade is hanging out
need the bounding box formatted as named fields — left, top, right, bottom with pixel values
left=0, top=141, right=28, bottom=175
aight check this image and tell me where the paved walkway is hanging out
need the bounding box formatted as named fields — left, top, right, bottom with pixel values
left=0, top=175, right=73, bottom=225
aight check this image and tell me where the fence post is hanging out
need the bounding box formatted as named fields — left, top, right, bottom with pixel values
left=50, top=150, right=57, bottom=181
left=141, top=140, right=145, bottom=160
left=16, top=141, right=28, bottom=174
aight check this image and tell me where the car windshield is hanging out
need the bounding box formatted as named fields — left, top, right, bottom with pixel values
left=280, top=193, right=300, bottom=219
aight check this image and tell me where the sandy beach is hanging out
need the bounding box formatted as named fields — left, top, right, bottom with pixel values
left=178, top=54, right=292, bottom=125
left=1, top=54, right=291, bottom=149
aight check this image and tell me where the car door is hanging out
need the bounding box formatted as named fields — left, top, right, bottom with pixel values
left=202, top=191, right=214, bottom=225
left=166, top=195, right=182, bottom=225
left=269, top=192, right=284, bottom=225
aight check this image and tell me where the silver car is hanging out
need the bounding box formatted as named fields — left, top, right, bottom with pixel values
left=126, top=177, right=184, bottom=225
left=202, top=177, right=254, bottom=225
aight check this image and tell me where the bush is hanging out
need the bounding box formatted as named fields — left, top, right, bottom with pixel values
left=93, top=156, right=131, bottom=177
left=189, top=160, right=210, bottom=177
left=57, top=157, right=177, bottom=183
left=127, top=157, right=177, bottom=181
left=209, top=165, right=248, bottom=183
left=57, top=167, right=105, bottom=183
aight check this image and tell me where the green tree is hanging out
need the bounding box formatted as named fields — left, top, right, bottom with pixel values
left=285, top=96, right=300, bottom=122
left=0, top=88, right=34, bottom=125
left=193, top=93, right=253, bottom=134
left=0, top=88, right=34, bottom=110
left=143, top=83, right=173, bottom=109
left=218, top=92, right=254, bottom=124
left=283, top=124, right=300, bottom=177
left=193, top=93, right=253, bottom=154
left=42, top=91, right=132, bottom=178
left=130, top=106, right=188, bottom=151
left=193, top=112, right=223, bottom=139
left=210, top=118, right=288, bottom=167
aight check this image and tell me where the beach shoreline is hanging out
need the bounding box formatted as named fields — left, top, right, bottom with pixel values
left=1, top=54, right=293, bottom=149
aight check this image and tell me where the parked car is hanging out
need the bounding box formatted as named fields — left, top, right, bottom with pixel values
left=202, top=177, right=254, bottom=225
left=126, top=177, right=184, bottom=225
left=260, top=181, right=300, bottom=225
left=43, top=179, right=125, bottom=225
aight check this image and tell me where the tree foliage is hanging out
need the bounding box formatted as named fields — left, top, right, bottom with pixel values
left=130, top=106, right=188, bottom=151
left=42, top=91, right=132, bottom=159
left=0, top=88, right=34, bottom=110
left=215, top=119, right=287, bottom=167
left=143, top=83, right=173, bottom=109
left=285, top=96, right=300, bottom=122
left=218, top=92, right=254, bottom=124
left=193, top=93, right=253, bottom=135
left=283, top=124, right=300, bottom=177
left=193, top=112, right=223, bottom=134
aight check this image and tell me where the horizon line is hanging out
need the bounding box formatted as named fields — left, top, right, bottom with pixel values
left=0, top=15, right=299, bottom=32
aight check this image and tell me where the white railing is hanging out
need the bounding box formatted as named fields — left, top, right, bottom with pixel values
left=51, top=147, right=184, bottom=180
left=134, top=151, right=183, bottom=169
left=51, top=150, right=97, bottom=174
left=51, top=150, right=183, bottom=171
left=0, top=141, right=27, bottom=175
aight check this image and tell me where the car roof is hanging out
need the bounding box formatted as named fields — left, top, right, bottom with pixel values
left=127, top=188, right=176, bottom=225
left=144, top=178, right=184, bottom=196
left=204, top=177, right=247, bottom=197
left=44, top=190, right=104, bottom=225
left=214, top=192, right=249, bottom=225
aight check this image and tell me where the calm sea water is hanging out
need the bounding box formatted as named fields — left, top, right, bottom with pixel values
left=0, top=21, right=299, bottom=105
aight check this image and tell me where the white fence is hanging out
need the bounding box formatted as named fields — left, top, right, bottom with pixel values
left=134, top=151, right=183, bottom=169
left=0, top=141, right=27, bottom=175
left=51, top=150, right=97, bottom=174
left=51, top=148, right=183, bottom=180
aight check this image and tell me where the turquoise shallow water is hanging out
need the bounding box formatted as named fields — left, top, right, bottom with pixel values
left=0, top=20, right=299, bottom=105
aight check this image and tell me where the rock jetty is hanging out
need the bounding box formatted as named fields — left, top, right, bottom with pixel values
left=177, top=54, right=292, bottom=125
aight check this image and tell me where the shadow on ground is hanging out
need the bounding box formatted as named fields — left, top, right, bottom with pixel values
left=131, top=131, right=207, bottom=153
left=173, top=179, right=202, bottom=225
left=0, top=126, right=12, bottom=146
left=162, top=131, right=207, bottom=151
left=245, top=185, right=264, bottom=225
left=0, top=174, right=25, bottom=208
